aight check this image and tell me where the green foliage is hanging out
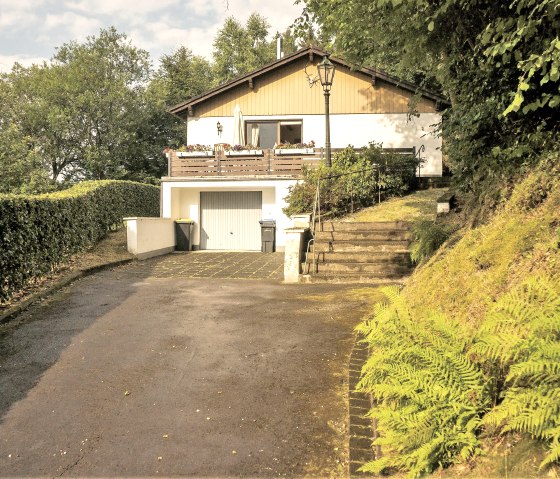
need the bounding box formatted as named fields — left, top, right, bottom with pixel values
left=410, top=219, right=455, bottom=265
left=357, top=276, right=560, bottom=476
left=283, top=143, right=421, bottom=217
left=481, top=0, right=560, bottom=115
left=299, top=0, right=560, bottom=213
left=356, top=159, right=560, bottom=475
left=1, top=28, right=166, bottom=184
left=474, top=277, right=560, bottom=469
left=356, top=287, right=489, bottom=477
left=0, top=180, right=159, bottom=303
left=157, top=46, right=214, bottom=107
left=0, top=75, right=53, bottom=193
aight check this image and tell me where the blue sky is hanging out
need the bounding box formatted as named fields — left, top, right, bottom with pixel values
left=0, top=0, right=303, bottom=72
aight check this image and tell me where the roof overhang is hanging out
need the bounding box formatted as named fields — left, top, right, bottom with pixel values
left=167, top=47, right=449, bottom=117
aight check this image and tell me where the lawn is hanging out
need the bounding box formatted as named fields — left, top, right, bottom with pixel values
left=344, top=188, right=447, bottom=222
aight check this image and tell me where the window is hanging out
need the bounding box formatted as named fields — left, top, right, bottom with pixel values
left=245, top=120, right=303, bottom=149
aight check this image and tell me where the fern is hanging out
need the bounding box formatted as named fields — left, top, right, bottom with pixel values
left=475, top=276, right=560, bottom=469
left=356, top=287, right=489, bottom=477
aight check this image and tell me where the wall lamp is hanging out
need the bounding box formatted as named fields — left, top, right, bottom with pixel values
left=216, top=121, right=223, bottom=136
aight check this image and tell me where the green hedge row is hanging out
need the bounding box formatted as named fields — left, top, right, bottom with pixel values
left=0, top=180, right=159, bottom=303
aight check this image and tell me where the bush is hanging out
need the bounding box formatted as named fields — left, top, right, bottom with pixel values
left=0, top=180, right=159, bottom=303
left=410, top=220, right=455, bottom=264
left=283, top=143, right=422, bottom=217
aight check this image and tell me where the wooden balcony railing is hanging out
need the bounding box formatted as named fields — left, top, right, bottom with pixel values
left=167, top=149, right=322, bottom=177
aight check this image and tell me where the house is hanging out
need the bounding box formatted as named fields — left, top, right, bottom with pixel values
left=157, top=46, right=447, bottom=253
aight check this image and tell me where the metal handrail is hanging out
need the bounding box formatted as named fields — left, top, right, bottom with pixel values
left=305, top=164, right=382, bottom=276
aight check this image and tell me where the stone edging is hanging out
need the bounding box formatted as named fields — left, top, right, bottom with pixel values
left=348, top=334, right=376, bottom=477
left=0, top=258, right=134, bottom=324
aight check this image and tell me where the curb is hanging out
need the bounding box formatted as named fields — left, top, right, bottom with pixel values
left=0, top=258, right=134, bottom=325
left=348, top=333, right=376, bottom=477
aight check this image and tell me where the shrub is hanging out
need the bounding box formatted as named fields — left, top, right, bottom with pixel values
left=410, top=220, right=455, bottom=264
left=0, top=180, right=159, bottom=303
left=283, top=142, right=422, bottom=217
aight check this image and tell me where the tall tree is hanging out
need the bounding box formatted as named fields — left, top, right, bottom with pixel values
left=157, top=46, right=214, bottom=106
left=52, top=27, right=152, bottom=180
left=212, top=13, right=276, bottom=84
left=299, top=0, right=560, bottom=199
left=0, top=71, right=51, bottom=193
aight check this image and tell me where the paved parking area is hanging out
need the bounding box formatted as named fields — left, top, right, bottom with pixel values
left=134, top=251, right=284, bottom=280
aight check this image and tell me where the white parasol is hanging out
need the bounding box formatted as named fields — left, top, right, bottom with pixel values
left=232, top=104, right=245, bottom=146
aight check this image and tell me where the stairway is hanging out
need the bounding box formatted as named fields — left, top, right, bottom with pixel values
left=303, top=221, right=413, bottom=283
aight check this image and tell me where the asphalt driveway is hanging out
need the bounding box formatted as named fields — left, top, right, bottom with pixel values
left=0, top=256, right=375, bottom=477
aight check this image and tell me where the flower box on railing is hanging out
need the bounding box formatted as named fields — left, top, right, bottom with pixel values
left=274, top=148, right=315, bottom=155
left=176, top=151, right=214, bottom=157
left=225, top=149, right=264, bottom=156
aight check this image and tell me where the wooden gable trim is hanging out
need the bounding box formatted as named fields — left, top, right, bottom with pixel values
left=167, top=47, right=449, bottom=116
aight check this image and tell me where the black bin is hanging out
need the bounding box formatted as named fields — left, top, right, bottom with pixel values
left=175, top=219, right=194, bottom=251
left=259, top=220, right=276, bottom=253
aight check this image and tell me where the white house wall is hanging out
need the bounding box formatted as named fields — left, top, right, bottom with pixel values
left=161, top=179, right=297, bottom=250
left=186, top=112, right=442, bottom=176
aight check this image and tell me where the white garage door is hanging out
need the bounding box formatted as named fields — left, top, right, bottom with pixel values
left=200, top=191, right=262, bottom=250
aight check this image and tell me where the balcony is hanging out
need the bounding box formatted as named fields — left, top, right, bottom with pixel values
left=166, top=149, right=322, bottom=178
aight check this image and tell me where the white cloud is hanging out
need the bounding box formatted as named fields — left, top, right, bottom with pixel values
left=0, top=0, right=42, bottom=29
left=0, top=54, right=48, bottom=73
left=129, top=17, right=222, bottom=60
left=65, top=0, right=180, bottom=17
left=0, top=0, right=304, bottom=71
left=39, top=12, right=102, bottom=42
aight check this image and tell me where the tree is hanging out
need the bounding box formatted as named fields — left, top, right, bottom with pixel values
left=212, top=13, right=276, bottom=84
left=3, top=27, right=170, bottom=184
left=298, top=0, right=560, bottom=202
left=0, top=72, right=52, bottom=193
left=52, top=27, right=152, bottom=180
left=157, top=46, right=214, bottom=107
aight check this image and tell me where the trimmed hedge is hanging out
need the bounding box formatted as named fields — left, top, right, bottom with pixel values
left=0, top=180, right=159, bottom=303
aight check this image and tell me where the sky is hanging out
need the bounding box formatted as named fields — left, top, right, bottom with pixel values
left=0, top=0, right=303, bottom=72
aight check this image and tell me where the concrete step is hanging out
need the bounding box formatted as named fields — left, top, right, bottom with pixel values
left=315, top=230, right=411, bottom=242
left=310, top=262, right=412, bottom=275
left=313, top=240, right=410, bottom=253
left=301, top=273, right=408, bottom=284
left=319, top=221, right=410, bottom=232
left=311, top=251, right=412, bottom=265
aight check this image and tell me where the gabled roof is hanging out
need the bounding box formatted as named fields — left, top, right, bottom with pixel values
left=168, top=46, right=448, bottom=116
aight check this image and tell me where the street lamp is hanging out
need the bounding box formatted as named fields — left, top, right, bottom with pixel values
left=317, top=55, right=335, bottom=167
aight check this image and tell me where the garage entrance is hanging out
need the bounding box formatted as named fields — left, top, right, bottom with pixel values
left=200, top=191, right=262, bottom=250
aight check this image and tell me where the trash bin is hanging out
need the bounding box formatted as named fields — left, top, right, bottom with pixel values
left=259, top=220, right=276, bottom=253
left=175, top=219, right=194, bottom=251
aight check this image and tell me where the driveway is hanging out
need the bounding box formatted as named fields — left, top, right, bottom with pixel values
left=0, top=256, right=375, bottom=477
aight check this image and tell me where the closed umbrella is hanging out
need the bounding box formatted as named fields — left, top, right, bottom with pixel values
left=232, top=104, right=245, bottom=146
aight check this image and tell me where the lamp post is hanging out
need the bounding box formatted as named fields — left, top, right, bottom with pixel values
left=317, top=55, right=335, bottom=167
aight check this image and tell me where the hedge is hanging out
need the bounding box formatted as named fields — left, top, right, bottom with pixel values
left=0, top=180, right=159, bottom=303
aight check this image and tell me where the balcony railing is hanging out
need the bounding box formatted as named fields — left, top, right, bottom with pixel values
left=167, top=149, right=322, bottom=177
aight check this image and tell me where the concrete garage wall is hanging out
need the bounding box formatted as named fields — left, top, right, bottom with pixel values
left=186, top=112, right=442, bottom=176
left=160, top=179, right=297, bottom=251
left=125, top=217, right=175, bottom=260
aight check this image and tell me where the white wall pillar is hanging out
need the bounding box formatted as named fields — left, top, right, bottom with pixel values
left=283, top=227, right=308, bottom=283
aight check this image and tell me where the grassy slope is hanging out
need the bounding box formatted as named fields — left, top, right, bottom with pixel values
left=404, top=168, right=560, bottom=327
left=344, top=188, right=445, bottom=222
left=399, top=160, right=560, bottom=476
